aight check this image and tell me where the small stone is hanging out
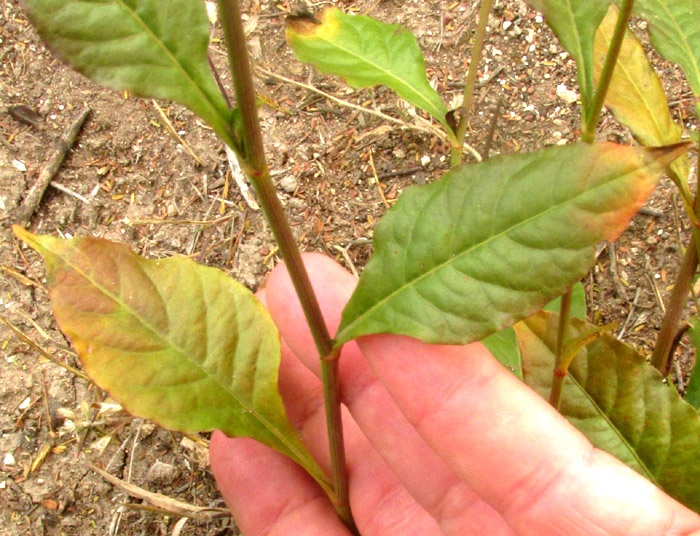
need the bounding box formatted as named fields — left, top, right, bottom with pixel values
left=3, top=452, right=15, bottom=466
left=556, top=84, right=579, bottom=104
left=147, top=461, right=178, bottom=484
left=278, top=175, right=298, bottom=194
left=167, top=203, right=178, bottom=218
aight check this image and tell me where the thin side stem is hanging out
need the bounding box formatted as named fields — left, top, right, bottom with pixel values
left=553, top=0, right=632, bottom=403
left=217, top=0, right=355, bottom=530
left=451, top=0, right=493, bottom=167
left=556, top=291, right=572, bottom=358
left=550, top=327, right=610, bottom=409
left=581, top=0, right=634, bottom=143
left=550, top=290, right=572, bottom=408
left=549, top=369, right=566, bottom=410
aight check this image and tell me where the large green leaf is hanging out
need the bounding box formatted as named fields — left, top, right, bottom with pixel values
left=594, top=4, right=690, bottom=185
left=336, top=142, right=690, bottom=346
left=525, top=0, right=609, bottom=114
left=516, top=311, right=700, bottom=513
left=484, top=282, right=587, bottom=380
left=286, top=8, right=449, bottom=132
left=12, top=227, right=330, bottom=494
left=22, top=0, right=236, bottom=149
left=631, top=0, right=700, bottom=106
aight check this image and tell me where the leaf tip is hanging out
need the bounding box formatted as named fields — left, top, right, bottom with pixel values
left=12, top=224, right=36, bottom=248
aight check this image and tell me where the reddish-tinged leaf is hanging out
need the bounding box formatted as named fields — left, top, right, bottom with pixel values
left=12, top=227, right=330, bottom=493
left=517, top=311, right=700, bottom=513
left=337, top=142, right=690, bottom=346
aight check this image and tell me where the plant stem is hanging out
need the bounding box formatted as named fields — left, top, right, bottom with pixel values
left=217, top=1, right=355, bottom=530
left=581, top=0, right=634, bottom=143
left=550, top=327, right=611, bottom=409
left=553, top=0, right=633, bottom=401
left=550, top=290, right=572, bottom=407
left=549, top=367, right=566, bottom=410
left=451, top=0, right=493, bottom=167
left=651, top=145, right=700, bottom=373
left=556, top=290, right=572, bottom=358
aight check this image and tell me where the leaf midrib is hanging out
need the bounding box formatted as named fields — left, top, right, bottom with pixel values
left=54, top=0, right=230, bottom=143
left=113, top=0, right=225, bottom=124
left=337, top=151, right=652, bottom=342
left=44, top=240, right=307, bottom=467
left=310, top=20, right=446, bottom=123
left=566, top=369, right=657, bottom=483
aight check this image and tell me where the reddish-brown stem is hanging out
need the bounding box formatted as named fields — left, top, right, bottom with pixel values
left=216, top=0, right=355, bottom=531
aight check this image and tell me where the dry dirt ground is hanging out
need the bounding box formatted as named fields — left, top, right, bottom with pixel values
left=0, top=0, right=698, bottom=534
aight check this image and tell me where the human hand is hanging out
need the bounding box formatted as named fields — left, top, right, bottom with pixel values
left=209, top=253, right=700, bottom=536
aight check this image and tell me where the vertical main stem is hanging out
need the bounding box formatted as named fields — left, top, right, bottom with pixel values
left=217, top=0, right=355, bottom=530
left=451, top=0, right=493, bottom=167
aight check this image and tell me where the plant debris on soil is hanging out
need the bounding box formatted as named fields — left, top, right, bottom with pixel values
left=0, top=0, right=698, bottom=534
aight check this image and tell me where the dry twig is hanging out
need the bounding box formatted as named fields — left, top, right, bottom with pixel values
left=90, top=464, right=230, bottom=521
left=16, top=107, right=91, bottom=226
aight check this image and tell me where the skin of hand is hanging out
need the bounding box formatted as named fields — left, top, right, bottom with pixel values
left=209, top=253, right=700, bottom=536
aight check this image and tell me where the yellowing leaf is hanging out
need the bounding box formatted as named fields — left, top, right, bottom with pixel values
left=12, top=227, right=330, bottom=494
left=517, top=311, right=700, bottom=513
left=594, top=5, right=690, bottom=184
left=286, top=8, right=449, bottom=131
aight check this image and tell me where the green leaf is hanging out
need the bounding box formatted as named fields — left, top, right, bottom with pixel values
left=685, top=318, right=700, bottom=409
left=517, top=311, right=700, bottom=513
left=594, top=4, right=690, bottom=185
left=336, top=142, right=690, bottom=346
left=631, top=0, right=700, bottom=99
left=286, top=8, right=449, bottom=132
left=484, top=282, right=587, bottom=380
left=483, top=328, right=523, bottom=379
left=543, top=282, right=587, bottom=318
left=22, top=0, right=236, bottom=149
left=12, top=227, right=330, bottom=494
left=524, top=0, right=609, bottom=114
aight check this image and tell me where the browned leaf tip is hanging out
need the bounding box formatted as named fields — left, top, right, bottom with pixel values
left=286, top=9, right=321, bottom=34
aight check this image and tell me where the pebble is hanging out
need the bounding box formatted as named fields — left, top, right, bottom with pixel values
left=147, top=460, right=178, bottom=484
left=278, top=175, right=298, bottom=194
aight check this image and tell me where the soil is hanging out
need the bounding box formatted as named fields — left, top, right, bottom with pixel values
left=0, top=0, right=697, bottom=534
